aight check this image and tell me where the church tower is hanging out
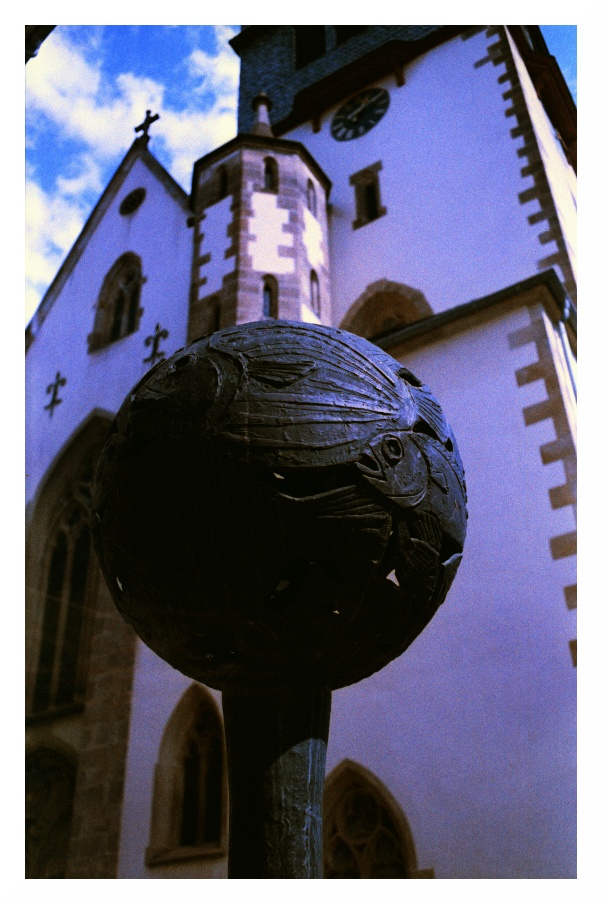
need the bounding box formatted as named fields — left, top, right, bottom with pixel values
left=187, top=93, right=332, bottom=340
left=230, top=26, right=576, bottom=331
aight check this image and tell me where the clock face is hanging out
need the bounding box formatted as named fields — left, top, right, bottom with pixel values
left=331, top=88, right=390, bottom=141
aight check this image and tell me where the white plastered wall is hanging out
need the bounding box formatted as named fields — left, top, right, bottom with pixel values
left=26, top=157, right=191, bottom=506
left=283, top=30, right=567, bottom=326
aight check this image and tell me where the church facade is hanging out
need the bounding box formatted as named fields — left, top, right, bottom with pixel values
left=25, top=26, right=577, bottom=879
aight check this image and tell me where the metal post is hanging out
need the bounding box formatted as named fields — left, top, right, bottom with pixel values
left=222, top=685, right=331, bottom=878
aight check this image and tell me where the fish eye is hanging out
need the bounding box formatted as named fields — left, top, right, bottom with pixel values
left=382, top=435, right=403, bottom=463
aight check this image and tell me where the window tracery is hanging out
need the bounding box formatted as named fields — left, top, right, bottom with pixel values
left=30, top=459, right=97, bottom=717
left=146, top=684, right=227, bottom=866
left=88, top=252, right=144, bottom=352
left=323, top=760, right=417, bottom=879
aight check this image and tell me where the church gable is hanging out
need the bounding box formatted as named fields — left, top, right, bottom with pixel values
left=25, top=140, right=192, bottom=507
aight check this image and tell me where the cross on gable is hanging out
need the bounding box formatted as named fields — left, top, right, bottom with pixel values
left=44, top=371, right=66, bottom=417
left=135, top=109, right=160, bottom=139
left=143, top=323, right=169, bottom=367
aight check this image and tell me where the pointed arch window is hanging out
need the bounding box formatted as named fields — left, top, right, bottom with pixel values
left=262, top=275, right=278, bottom=319
left=307, top=179, right=317, bottom=216
left=31, top=487, right=95, bottom=716
left=146, top=684, right=227, bottom=866
left=88, top=252, right=144, bottom=352
left=310, top=270, right=321, bottom=316
left=323, top=760, right=419, bottom=879
left=264, top=157, right=279, bottom=193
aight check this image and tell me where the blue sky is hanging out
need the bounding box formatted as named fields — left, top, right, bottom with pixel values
left=25, top=24, right=577, bottom=326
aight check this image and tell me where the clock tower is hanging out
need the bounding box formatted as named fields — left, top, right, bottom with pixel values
left=230, top=26, right=576, bottom=332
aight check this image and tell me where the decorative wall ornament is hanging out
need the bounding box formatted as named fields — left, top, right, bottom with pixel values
left=44, top=371, right=66, bottom=417
left=143, top=323, right=169, bottom=366
left=92, top=320, right=467, bottom=692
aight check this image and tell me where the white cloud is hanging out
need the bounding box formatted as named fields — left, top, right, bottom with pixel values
left=25, top=179, right=89, bottom=324
left=25, top=26, right=241, bottom=323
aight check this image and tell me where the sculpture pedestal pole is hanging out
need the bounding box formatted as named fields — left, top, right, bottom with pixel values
left=223, top=686, right=331, bottom=878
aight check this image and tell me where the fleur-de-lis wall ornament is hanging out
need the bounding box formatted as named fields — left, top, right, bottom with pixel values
left=143, top=323, right=169, bottom=367
left=44, top=372, right=66, bottom=417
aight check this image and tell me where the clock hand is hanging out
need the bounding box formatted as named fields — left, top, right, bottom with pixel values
left=348, top=98, right=374, bottom=122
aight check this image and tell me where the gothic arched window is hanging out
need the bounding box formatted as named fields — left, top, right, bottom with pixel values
left=264, top=157, right=279, bottom=193
left=310, top=270, right=320, bottom=316
left=323, top=760, right=418, bottom=879
left=26, top=748, right=76, bottom=878
left=32, top=508, right=93, bottom=714
left=26, top=416, right=110, bottom=721
left=307, top=179, right=317, bottom=216
left=262, top=276, right=278, bottom=319
left=146, top=684, right=227, bottom=866
left=88, top=252, right=144, bottom=352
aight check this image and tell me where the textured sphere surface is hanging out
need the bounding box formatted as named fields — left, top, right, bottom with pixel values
left=92, top=321, right=467, bottom=690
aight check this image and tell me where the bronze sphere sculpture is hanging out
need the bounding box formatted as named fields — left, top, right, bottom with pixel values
left=92, top=321, right=467, bottom=691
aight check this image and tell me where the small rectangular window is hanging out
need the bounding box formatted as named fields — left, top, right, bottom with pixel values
left=349, top=162, right=387, bottom=229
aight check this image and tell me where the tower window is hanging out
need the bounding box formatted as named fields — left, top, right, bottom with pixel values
left=295, top=26, right=326, bottom=69
left=264, top=157, right=279, bottom=192
left=88, top=252, right=144, bottom=352
left=217, top=165, right=228, bottom=201
left=307, top=179, right=317, bottom=216
left=349, top=162, right=387, bottom=229
left=335, top=26, right=368, bottom=45
left=262, top=276, right=278, bottom=319
left=310, top=270, right=320, bottom=316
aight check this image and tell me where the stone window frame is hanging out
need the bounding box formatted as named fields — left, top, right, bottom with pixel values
left=87, top=252, right=145, bottom=353
left=263, top=156, right=279, bottom=193
left=262, top=275, right=279, bottom=319
left=323, top=759, right=419, bottom=879
left=146, top=684, right=228, bottom=867
left=310, top=269, right=321, bottom=316
left=26, top=414, right=111, bottom=722
left=339, top=279, right=432, bottom=340
left=349, top=161, right=387, bottom=230
left=307, top=178, right=317, bottom=216
left=30, top=504, right=93, bottom=715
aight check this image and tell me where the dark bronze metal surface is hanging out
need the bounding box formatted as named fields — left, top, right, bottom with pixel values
left=92, top=320, right=467, bottom=691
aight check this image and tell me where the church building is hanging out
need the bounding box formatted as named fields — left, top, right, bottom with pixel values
left=25, top=26, right=577, bottom=878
